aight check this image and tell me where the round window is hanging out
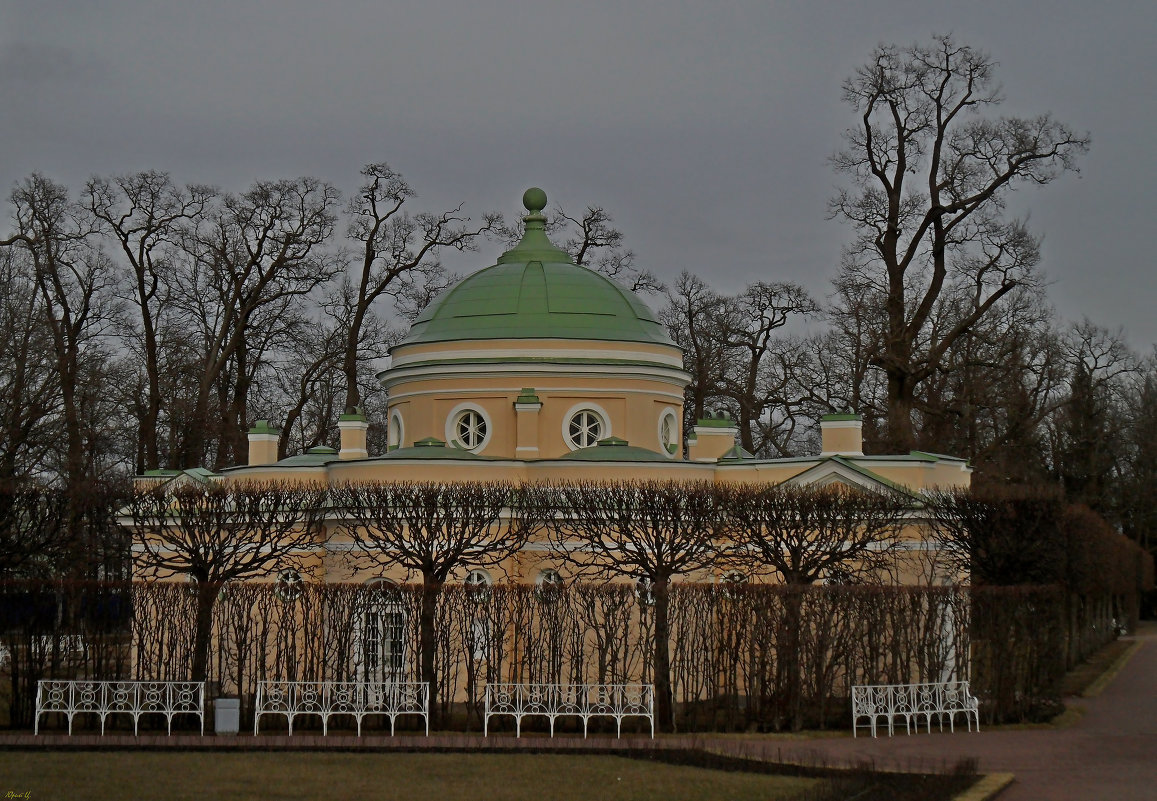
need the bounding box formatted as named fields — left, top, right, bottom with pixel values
left=452, top=409, right=488, bottom=451
left=464, top=568, right=493, bottom=603
left=275, top=568, right=304, bottom=602
left=567, top=409, right=604, bottom=449
left=534, top=568, right=565, bottom=601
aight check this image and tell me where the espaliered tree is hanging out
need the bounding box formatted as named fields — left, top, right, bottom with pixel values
left=533, top=480, right=725, bottom=732
left=331, top=481, right=537, bottom=723
left=723, top=483, right=907, bottom=730
left=128, top=480, right=327, bottom=682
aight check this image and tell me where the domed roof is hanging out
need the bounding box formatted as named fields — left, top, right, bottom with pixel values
left=396, top=189, right=674, bottom=349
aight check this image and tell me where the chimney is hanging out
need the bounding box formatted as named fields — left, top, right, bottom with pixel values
left=820, top=413, right=863, bottom=456
left=338, top=407, right=369, bottom=460
left=687, top=411, right=738, bottom=462
left=247, top=420, right=280, bottom=466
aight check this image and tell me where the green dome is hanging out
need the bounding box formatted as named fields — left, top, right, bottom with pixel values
left=396, top=190, right=674, bottom=348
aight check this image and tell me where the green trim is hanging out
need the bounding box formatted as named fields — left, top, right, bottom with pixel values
left=248, top=419, right=279, bottom=435
left=379, top=355, right=683, bottom=380
left=696, top=418, right=736, bottom=428
left=596, top=436, right=629, bottom=446
left=415, top=437, right=446, bottom=447
left=141, top=469, right=181, bottom=477
left=909, top=450, right=969, bottom=464
left=820, top=413, right=862, bottom=422
left=515, top=388, right=542, bottom=404
left=305, top=446, right=338, bottom=455
left=338, top=413, right=367, bottom=422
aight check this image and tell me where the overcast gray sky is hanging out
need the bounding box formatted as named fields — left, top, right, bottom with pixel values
left=3, top=1, right=1154, bottom=347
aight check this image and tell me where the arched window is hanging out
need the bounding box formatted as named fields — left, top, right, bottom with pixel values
left=388, top=410, right=404, bottom=450
left=356, top=579, right=406, bottom=683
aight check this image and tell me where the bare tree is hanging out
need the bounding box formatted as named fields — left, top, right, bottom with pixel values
left=342, top=163, right=498, bottom=411
left=0, top=482, right=69, bottom=579
left=0, top=249, right=60, bottom=480
left=725, top=483, right=907, bottom=586
left=718, top=282, right=818, bottom=455
left=128, top=480, right=327, bottom=681
left=3, top=175, right=117, bottom=488
left=497, top=200, right=663, bottom=294
left=86, top=172, right=215, bottom=472
left=175, top=178, right=341, bottom=467
left=926, top=486, right=1065, bottom=586
left=331, top=481, right=535, bottom=722
left=831, top=34, right=1089, bottom=452
left=724, top=482, right=906, bottom=729
left=660, top=272, right=730, bottom=439
left=533, top=480, right=724, bottom=731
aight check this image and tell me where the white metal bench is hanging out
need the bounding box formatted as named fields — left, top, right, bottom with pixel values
left=483, top=683, right=654, bottom=738
left=253, top=680, right=430, bottom=736
left=35, top=680, right=205, bottom=736
left=852, top=681, right=979, bottom=738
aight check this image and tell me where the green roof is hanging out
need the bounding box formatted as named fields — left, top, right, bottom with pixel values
left=383, top=439, right=489, bottom=460
left=395, top=189, right=674, bottom=349
left=559, top=437, right=670, bottom=462
left=274, top=446, right=338, bottom=467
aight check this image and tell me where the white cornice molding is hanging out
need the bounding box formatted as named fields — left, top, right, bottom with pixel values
left=381, top=361, right=691, bottom=390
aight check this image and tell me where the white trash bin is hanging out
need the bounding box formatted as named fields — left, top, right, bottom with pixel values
left=214, top=698, right=240, bottom=735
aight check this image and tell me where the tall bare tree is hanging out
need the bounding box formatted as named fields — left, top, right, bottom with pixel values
left=331, top=481, right=535, bottom=722
left=342, top=163, right=498, bottom=412
left=660, top=272, right=729, bottom=439
left=128, top=480, right=327, bottom=681
left=534, top=480, right=724, bottom=731
left=2, top=175, right=117, bottom=488
left=718, top=282, right=818, bottom=454
left=831, top=34, right=1089, bottom=452
left=86, top=172, right=215, bottom=472
left=175, top=178, right=341, bottom=467
left=0, top=249, right=60, bottom=480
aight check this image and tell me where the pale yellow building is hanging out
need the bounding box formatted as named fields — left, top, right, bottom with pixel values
left=139, top=188, right=972, bottom=588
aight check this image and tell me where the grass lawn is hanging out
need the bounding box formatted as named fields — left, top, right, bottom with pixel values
left=0, top=752, right=820, bottom=801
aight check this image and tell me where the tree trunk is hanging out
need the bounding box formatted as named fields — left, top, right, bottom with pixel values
left=653, top=576, right=674, bottom=732
left=190, top=582, right=218, bottom=683
left=885, top=369, right=917, bottom=454
left=780, top=585, right=805, bottom=731
left=419, top=575, right=442, bottom=727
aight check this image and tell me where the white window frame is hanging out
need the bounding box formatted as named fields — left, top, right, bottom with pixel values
left=657, top=407, right=679, bottom=458
left=445, top=402, right=492, bottom=453
left=561, top=402, right=612, bottom=451
left=355, top=579, right=407, bottom=683
left=388, top=408, right=405, bottom=451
